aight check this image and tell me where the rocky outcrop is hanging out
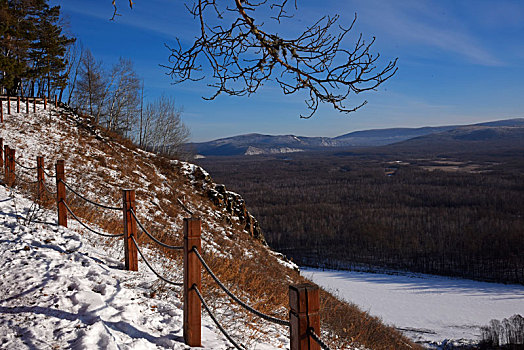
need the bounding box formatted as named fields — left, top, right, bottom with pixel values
left=207, top=184, right=265, bottom=242
left=186, top=163, right=265, bottom=243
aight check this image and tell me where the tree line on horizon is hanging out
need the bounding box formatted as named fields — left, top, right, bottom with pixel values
left=0, top=0, right=189, bottom=157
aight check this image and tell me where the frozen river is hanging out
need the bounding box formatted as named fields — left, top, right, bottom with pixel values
left=302, top=267, right=524, bottom=347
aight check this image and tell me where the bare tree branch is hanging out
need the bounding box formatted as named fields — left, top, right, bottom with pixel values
left=115, top=0, right=398, bottom=118
left=111, top=0, right=134, bottom=21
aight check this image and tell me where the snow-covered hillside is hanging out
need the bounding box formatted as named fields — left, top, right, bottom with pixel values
left=0, top=102, right=294, bottom=349
left=0, top=184, right=291, bottom=349
left=0, top=101, right=417, bottom=350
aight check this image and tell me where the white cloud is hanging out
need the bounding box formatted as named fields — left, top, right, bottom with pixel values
left=338, top=0, right=505, bottom=66
left=59, top=0, right=198, bottom=42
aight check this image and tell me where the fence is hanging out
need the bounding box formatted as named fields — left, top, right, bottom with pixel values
left=0, top=95, right=56, bottom=120
left=1, top=100, right=332, bottom=350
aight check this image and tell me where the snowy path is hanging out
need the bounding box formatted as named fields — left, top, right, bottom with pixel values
left=302, top=267, right=524, bottom=347
left=0, top=186, right=242, bottom=349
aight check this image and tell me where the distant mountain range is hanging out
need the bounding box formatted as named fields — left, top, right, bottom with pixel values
left=187, top=118, right=524, bottom=156
left=380, top=122, right=524, bottom=155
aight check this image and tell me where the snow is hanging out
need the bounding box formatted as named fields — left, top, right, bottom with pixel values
left=0, top=185, right=285, bottom=349
left=244, top=146, right=304, bottom=156
left=174, top=160, right=209, bottom=179
left=302, top=267, right=524, bottom=348
left=269, top=250, right=299, bottom=271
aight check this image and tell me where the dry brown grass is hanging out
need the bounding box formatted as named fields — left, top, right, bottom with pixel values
left=199, top=227, right=419, bottom=349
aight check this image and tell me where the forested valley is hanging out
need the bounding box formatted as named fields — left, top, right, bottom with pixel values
left=198, top=149, right=524, bottom=284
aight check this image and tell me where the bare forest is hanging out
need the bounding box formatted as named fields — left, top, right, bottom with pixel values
left=198, top=150, right=524, bottom=285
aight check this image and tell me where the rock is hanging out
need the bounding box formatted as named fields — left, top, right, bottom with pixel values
left=187, top=166, right=265, bottom=243
left=206, top=183, right=265, bottom=243
left=193, top=166, right=211, bottom=182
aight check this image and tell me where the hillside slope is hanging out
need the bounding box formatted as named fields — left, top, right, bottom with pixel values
left=0, top=101, right=417, bottom=349
left=0, top=185, right=240, bottom=349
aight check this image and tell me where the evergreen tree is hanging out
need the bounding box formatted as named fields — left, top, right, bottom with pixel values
left=32, top=3, right=75, bottom=98
left=0, top=0, right=74, bottom=97
left=0, top=0, right=35, bottom=95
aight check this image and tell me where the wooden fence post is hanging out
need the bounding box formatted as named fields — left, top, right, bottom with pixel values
left=56, top=160, right=67, bottom=227
left=1, top=99, right=3, bottom=122
left=17, top=96, right=20, bottom=113
left=3, top=145, right=8, bottom=184
left=4, top=146, right=9, bottom=186
left=8, top=148, right=15, bottom=187
left=25, top=97, right=29, bottom=114
left=289, top=284, right=321, bottom=350
left=37, top=156, right=44, bottom=203
left=122, top=189, right=138, bottom=271
left=33, top=97, right=36, bottom=113
left=43, top=96, right=47, bottom=110
left=5, top=146, right=10, bottom=185
left=0, top=139, right=3, bottom=170
left=184, top=217, right=202, bottom=347
left=7, top=96, right=10, bottom=115
left=54, top=95, right=57, bottom=108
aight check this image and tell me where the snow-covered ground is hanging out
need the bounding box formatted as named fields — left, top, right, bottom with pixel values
left=0, top=101, right=295, bottom=350
left=0, top=185, right=283, bottom=349
left=302, top=267, right=524, bottom=348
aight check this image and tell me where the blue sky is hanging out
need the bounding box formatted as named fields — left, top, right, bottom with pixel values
left=53, top=0, right=524, bottom=142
